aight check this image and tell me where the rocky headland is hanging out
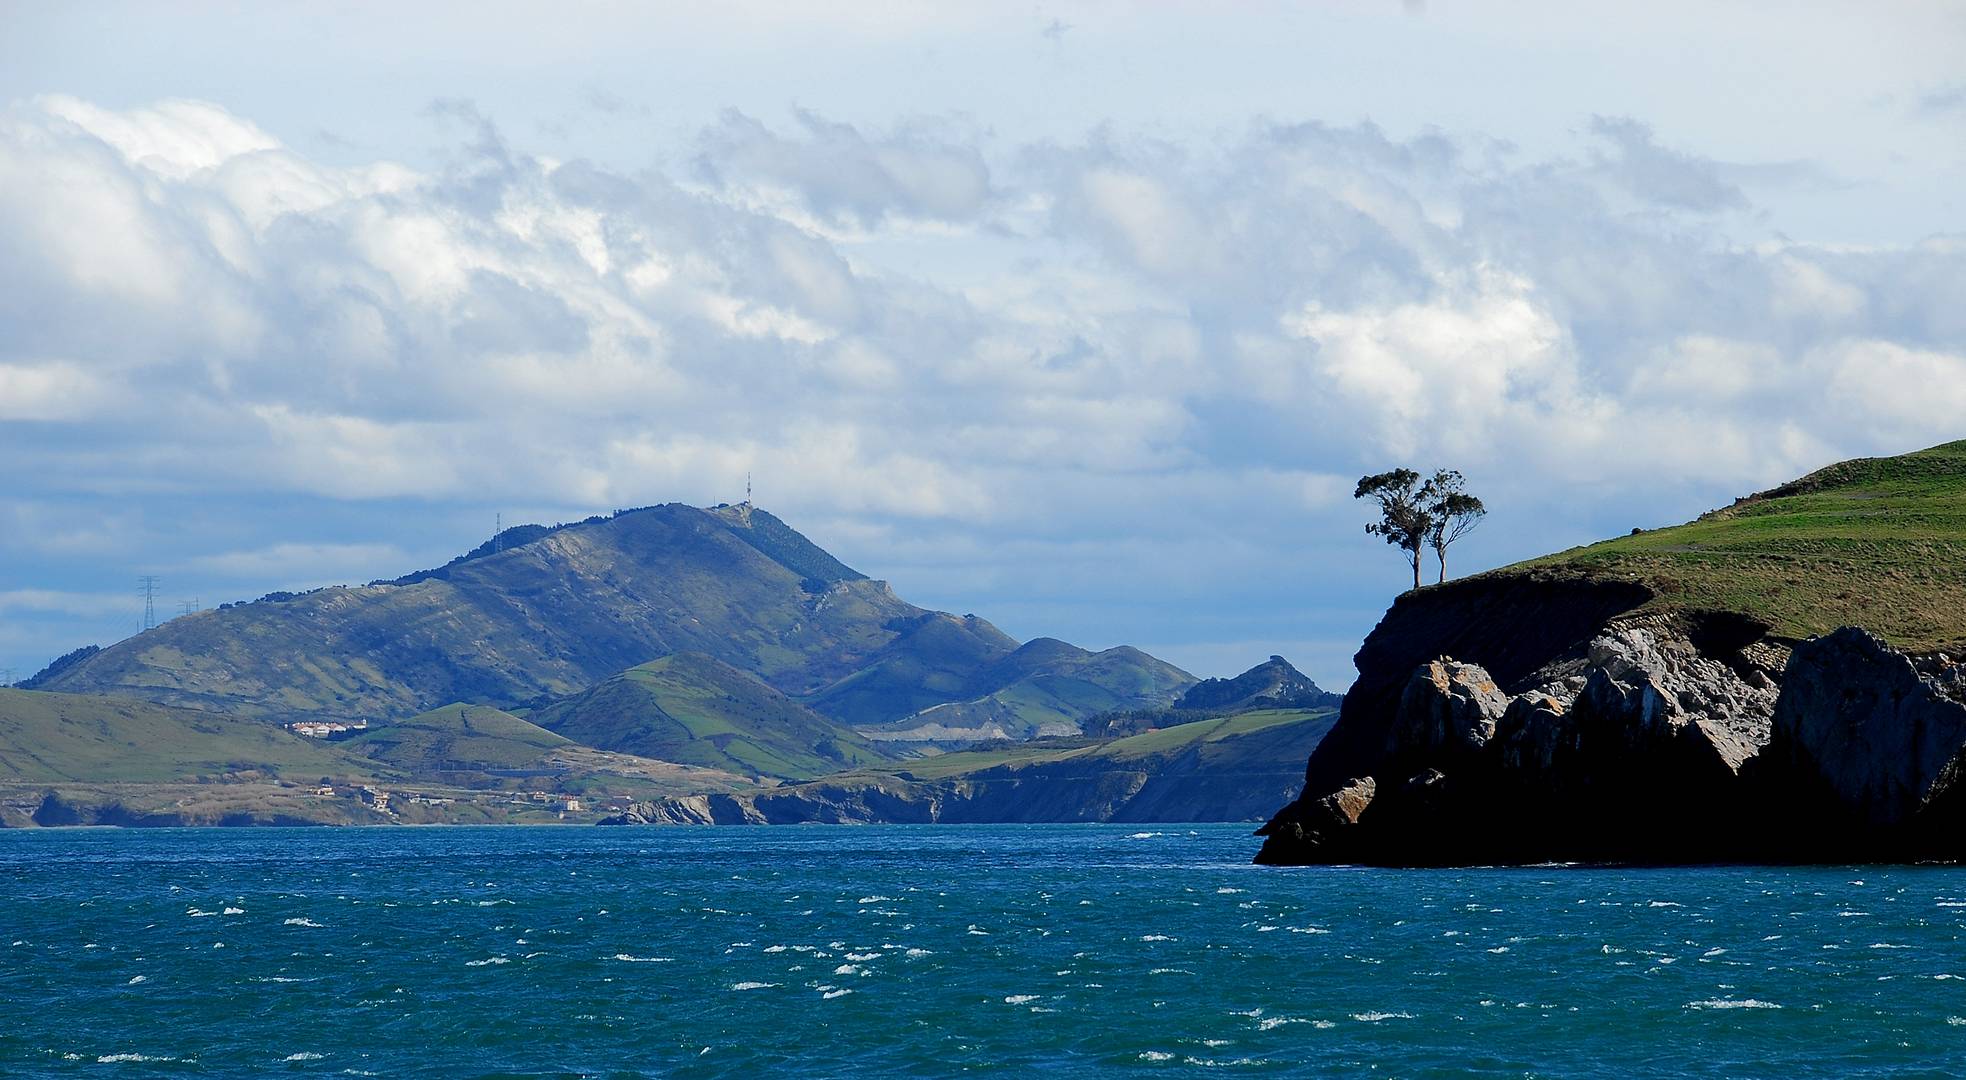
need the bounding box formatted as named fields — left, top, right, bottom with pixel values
left=1258, top=441, right=1966, bottom=866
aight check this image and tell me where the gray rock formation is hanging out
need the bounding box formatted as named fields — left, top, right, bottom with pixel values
left=1391, top=659, right=1509, bottom=763
left=1258, top=598, right=1966, bottom=865
left=1771, top=627, right=1966, bottom=835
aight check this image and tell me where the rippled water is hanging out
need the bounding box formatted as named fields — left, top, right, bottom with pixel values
left=3, top=825, right=1965, bottom=1077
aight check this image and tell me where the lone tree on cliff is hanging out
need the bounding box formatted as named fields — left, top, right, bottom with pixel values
left=1355, top=468, right=1487, bottom=590
left=1420, top=469, right=1486, bottom=584
left=1355, top=469, right=1430, bottom=591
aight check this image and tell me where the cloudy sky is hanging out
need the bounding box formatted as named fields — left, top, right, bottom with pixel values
left=2, top=2, right=1963, bottom=689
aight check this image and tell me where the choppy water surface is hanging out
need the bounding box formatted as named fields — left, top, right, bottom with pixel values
left=3, top=825, right=1965, bottom=1077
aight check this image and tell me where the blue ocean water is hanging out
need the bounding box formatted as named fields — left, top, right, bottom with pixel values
left=2, top=825, right=1964, bottom=1077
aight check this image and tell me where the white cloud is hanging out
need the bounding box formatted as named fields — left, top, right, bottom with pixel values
left=0, top=361, right=116, bottom=420
left=0, top=589, right=134, bottom=618
left=1821, top=340, right=1966, bottom=440
left=3, top=94, right=1965, bottom=683
left=39, top=95, right=279, bottom=180
left=186, top=542, right=411, bottom=582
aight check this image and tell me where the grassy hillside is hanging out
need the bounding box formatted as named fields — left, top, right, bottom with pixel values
left=0, top=688, right=376, bottom=783
left=839, top=636, right=1196, bottom=740
left=533, top=653, right=889, bottom=780
left=339, top=703, right=571, bottom=771
left=1514, top=439, right=1966, bottom=651
left=803, top=613, right=1022, bottom=724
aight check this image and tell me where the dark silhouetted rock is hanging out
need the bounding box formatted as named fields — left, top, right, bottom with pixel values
left=1771, top=627, right=1966, bottom=844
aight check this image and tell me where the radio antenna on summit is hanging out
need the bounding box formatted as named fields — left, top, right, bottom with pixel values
left=494, top=512, right=502, bottom=554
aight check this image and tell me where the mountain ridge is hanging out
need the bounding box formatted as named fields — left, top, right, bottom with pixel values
left=36, top=503, right=1191, bottom=740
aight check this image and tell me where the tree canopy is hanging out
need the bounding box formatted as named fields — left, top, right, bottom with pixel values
left=1354, top=468, right=1486, bottom=590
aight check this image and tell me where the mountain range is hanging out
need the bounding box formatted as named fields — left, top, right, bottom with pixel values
left=4, top=501, right=1345, bottom=827
left=30, top=503, right=1194, bottom=744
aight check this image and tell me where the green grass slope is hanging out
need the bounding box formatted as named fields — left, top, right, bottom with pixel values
left=0, top=688, right=376, bottom=783
left=1515, top=439, right=1966, bottom=651
left=803, top=613, right=1022, bottom=724
left=338, top=703, right=571, bottom=771
left=846, top=637, right=1197, bottom=740
left=533, top=653, right=889, bottom=780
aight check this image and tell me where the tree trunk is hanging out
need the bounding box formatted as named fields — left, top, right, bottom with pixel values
left=1410, top=549, right=1421, bottom=591
left=1436, top=546, right=1447, bottom=584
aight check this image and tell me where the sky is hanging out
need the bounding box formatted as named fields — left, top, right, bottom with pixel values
left=1, top=1, right=1963, bottom=689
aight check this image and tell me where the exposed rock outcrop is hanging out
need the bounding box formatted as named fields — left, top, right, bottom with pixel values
left=1390, top=659, right=1509, bottom=765
left=1767, top=627, right=1966, bottom=850
left=1257, top=580, right=1966, bottom=865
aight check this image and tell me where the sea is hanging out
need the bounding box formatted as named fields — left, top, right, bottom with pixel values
left=2, top=824, right=1963, bottom=1078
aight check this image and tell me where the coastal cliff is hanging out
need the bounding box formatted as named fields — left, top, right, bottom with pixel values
left=1258, top=597, right=1966, bottom=865
left=601, top=707, right=1337, bottom=826
left=1258, top=440, right=1966, bottom=866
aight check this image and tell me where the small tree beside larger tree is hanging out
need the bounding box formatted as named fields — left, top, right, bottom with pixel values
left=1354, top=467, right=1487, bottom=590
left=1421, top=469, right=1486, bottom=584
left=1354, top=469, right=1431, bottom=591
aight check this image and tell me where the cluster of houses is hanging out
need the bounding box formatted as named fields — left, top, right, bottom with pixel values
left=516, top=790, right=583, bottom=812
left=287, top=720, right=367, bottom=738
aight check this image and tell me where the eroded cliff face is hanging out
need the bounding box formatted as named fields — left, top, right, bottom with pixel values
left=1302, top=575, right=1653, bottom=798
left=1258, top=576, right=1966, bottom=865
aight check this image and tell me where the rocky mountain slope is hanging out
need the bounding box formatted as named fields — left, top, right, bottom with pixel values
left=530, top=652, right=886, bottom=780
left=602, top=706, right=1337, bottom=826
left=34, top=504, right=1192, bottom=737
left=851, top=638, right=1198, bottom=743
left=1257, top=440, right=1966, bottom=866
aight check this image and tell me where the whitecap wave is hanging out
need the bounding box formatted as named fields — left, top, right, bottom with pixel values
left=1686, top=998, right=1781, bottom=1010
left=730, top=981, right=778, bottom=991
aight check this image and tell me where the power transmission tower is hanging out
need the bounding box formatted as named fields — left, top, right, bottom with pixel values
left=177, top=599, right=199, bottom=617
left=138, top=576, right=161, bottom=631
